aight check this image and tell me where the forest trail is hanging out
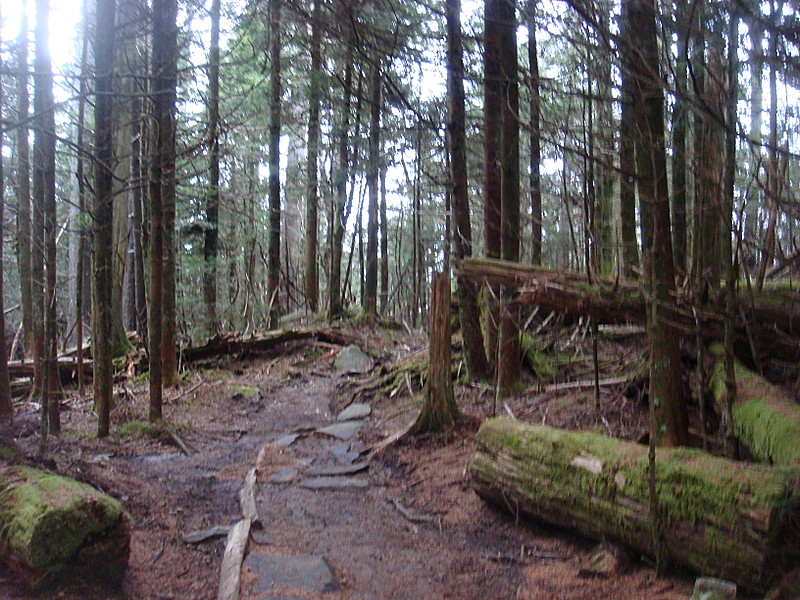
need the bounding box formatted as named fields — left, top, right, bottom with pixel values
left=2, top=335, right=694, bottom=599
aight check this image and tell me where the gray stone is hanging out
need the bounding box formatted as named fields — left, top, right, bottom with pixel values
left=269, top=467, right=298, bottom=484
left=337, top=403, right=372, bottom=422
left=301, top=476, right=369, bottom=490
left=244, top=553, right=339, bottom=595
left=274, top=433, right=299, bottom=447
left=577, top=543, right=628, bottom=578
left=334, top=345, right=373, bottom=374
left=328, top=443, right=359, bottom=465
left=250, top=529, right=271, bottom=545
left=305, top=463, right=368, bottom=477
left=691, top=578, right=737, bottom=600
left=316, top=420, right=364, bottom=441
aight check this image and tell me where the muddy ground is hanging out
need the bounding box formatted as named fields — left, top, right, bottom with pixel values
left=0, top=326, right=700, bottom=599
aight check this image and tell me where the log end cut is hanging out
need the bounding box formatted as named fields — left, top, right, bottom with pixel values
left=0, top=466, right=130, bottom=589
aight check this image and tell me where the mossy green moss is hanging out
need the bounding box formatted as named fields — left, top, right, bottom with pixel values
left=0, top=467, right=127, bottom=585
left=472, top=418, right=800, bottom=591
left=709, top=344, right=800, bottom=465
left=520, top=333, right=569, bottom=379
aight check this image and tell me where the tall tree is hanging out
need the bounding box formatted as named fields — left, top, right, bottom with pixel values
left=304, top=0, right=322, bottom=314
left=671, top=0, right=689, bottom=274
left=15, top=8, right=34, bottom=362
left=527, top=0, right=542, bottom=266
left=149, top=0, right=179, bottom=420
left=204, top=0, right=222, bottom=334
left=34, top=0, right=59, bottom=440
left=497, top=0, right=521, bottom=396
left=266, top=0, right=282, bottom=329
left=447, top=0, right=491, bottom=381
left=364, top=59, right=381, bottom=319
left=0, top=15, right=13, bottom=424
left=622, top=0, right=688, bottom=446
left=93, top=0, right=117, bottom=437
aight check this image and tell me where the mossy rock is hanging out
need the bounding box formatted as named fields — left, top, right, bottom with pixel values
left=0, top=466, right=130, bottom=588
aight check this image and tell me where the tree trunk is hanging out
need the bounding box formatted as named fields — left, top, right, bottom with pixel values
left=526, top=0, right=542, bottom=266
left=380, top=161, right=389, bottom=314
left=447, top=0, right=490, bottom=381
left=483, top=0, right=503, bottom=363
left=15, top=9, right=34, bottom=362
left=93, top=0, right=116, bottom=438
left=623, top=0, right=688, bottom=446
left=304, top=0, right=322, bottom=314
left=618, top=34, right=638, bottom=278
left=0, top=23, right=13, bottom=423
left=149, top=0, right=179, bottom=421
left=203, top=0, right=221, bottom=335
left=33, top=0, right=59, bottom=441
left=411, top=272, right=458, bottom=433
left=0, top=465, right=129, bottom=589
left=470, top=418, right=800, bottom=593
left=364, top=60, right=381, bottom=319
left=497, top=0, right=521, bottom=397
left=670, top=0, right=689, bottom=275
left=266, top=0, right=282, bottom=329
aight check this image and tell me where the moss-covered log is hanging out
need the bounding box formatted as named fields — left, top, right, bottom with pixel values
left=708, top=344, right=800, bottom=465
left=470, top=418, right=800, bottom=592
left=0, top=466, right=129, bottom=588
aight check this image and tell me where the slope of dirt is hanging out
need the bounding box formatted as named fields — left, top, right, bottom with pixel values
left=0, top=330, right=698, bottom=599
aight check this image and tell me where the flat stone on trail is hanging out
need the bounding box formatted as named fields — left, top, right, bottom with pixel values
left=334, top=344, right=373, bottom=374
left=305, top=463, right=368, bottom=477
left=300, top=476, right=369, bottom=490
left=269, top=467, right=298, bottom=484
left=328, top=443, right=360, bottom=465
left=244, top=553, right=340, bottom=595
left=337, top=403, right=371, bottom=422
left=316, top=420, right=365, bottom=441
left=274, top=433, right=299, bottom=447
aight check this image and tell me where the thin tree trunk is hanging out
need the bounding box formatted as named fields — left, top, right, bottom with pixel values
left=93, top=0, right=116, bottom=438
left=618, top=28, right=638, bottom=278
left=16, top=8, right=34, bottom=362
left=379, top=162, right=389, bottom=313
left=447, top=0, right=490, bottom=381
left=364, top=59, right=381, bottom=319
left=527, top=0, right=542, bottom=266
left=304, top=0, right=322, bottom=313
left=203, top=0, right=221, bottom=334
left=266, top=0, right=282, bottom=329
left=671, top=0, right=688, bottom=275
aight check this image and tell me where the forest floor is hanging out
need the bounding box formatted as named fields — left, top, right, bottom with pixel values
left=0, top=323, right=705, bottom=600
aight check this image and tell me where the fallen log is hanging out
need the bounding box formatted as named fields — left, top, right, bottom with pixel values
left=457, top=258, right=800, bottom=364
left=181, top=327, right=359, bottom=363
left=470, top=418, right=800, bottom=592
left=0, top=465, right=130, bottom=589
left=708, top=343, right=800, bottom=465
left=7, top=358, right=93, bottom=382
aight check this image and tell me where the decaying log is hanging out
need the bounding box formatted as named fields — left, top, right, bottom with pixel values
left=0, top=465, right=130, bottom=589
left=457, top=258, right=800, bottom=364
left=216, top=518, right=250, bottom=600
left=182, top=327, right=358, bottom=363
left=708, top=344, right=800, bottom=465
left=7, top=359, right=93, bottom=383
left=470, top=418, right=800, bottom=592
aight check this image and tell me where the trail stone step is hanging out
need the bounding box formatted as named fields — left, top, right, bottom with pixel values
left=336, top=403, right=371, bottom=422
left=305, top=463, right=368, bottom=477
left=315, top=420, right=364, bottom=441
left=328, top=443, right=360, bottom=465
left=300, top=476, right=369, bottom=490
left=334, top=345, right=373, bottom=374
left=274, top=433, right=299, bottom=447
left=244, top=554, right=340, bottom=595
left=269, top=467, right=298, bottom=484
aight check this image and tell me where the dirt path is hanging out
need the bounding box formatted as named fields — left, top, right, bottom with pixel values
left=0, top=340, right=695, bottom=599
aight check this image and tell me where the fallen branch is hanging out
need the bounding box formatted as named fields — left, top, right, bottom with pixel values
left=183, top=525, right=231, bottom=544
left=216, top=519, right=250, bottom=600
left=238, top=468, right=258, bottom=524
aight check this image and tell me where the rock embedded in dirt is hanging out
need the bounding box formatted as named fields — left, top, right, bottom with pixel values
left=316, top=420, right=365, bottom=441
left=305, top=463, right=368, bottom=477
left=691, top=578, right=737, bottom=600
left=337, top=403, right=372, bottom=422
left=274, top=433, right=300, bottom=447
left=328, top=443, right=360, bottom=465
left=269, top=467, right=298, bottom=484
left=300, top=476, right=369, bottom=490
left=577, top=543, right=628, bottom=578
left=334, top=345, right=373, bottom=374
left=243, top=553, right=340, bottom=595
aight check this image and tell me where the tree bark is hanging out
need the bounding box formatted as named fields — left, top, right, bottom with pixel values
left=93, top=0, right=117, bottom=438
left=364, top=60, right=381, bottom=319
left=447, top=0, right=490, bottom=381
left=670, top=0, right=689, bottom=275
left=203, top=0, right=221, bottom=335
left=15, top=8, right=33, bottom=362
left=623, top=0, right=688, bottom=446
left=618, top=30, right=638, bottom=278
left=526, top=0, right=542, bottom=266
left=411, top=272, right=458, bottom=433
left=471, top=418, right=800, bottom=593
left=304, top=0, right=322, bottom=314
left=0, top=21, right=13, bottom=423
left=266, top=0, right=282, bottom=329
